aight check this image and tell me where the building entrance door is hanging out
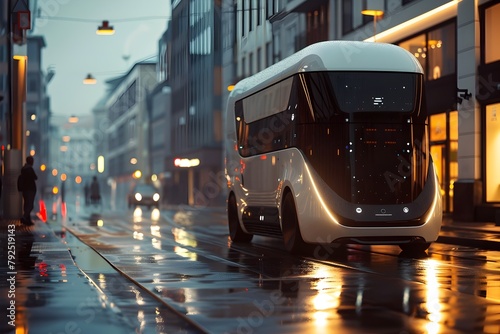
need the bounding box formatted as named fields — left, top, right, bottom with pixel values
left=430, top=143, right=448, bottom=211
left=429, top=111, right=458, bottom=212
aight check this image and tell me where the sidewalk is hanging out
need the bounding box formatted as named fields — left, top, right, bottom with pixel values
left=2, top=206, right=500, bottom=333
left=1, top=204, right=205, bottom=334
left=439, top=214, right=500, bottom=250
left=0, top=217, right=140, bottom=334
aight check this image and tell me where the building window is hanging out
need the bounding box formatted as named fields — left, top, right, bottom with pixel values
left=257, top=47, right=262, bottom=72
left=249, top=0, right=253, bottom=32
left=249, top=52, right=253, bottom=75
left=486, top=103, right=500, bottom=202
left=128, top=81, right=137, bottom=108
left=427, top=23, right=456, bottom=80
left=241, top=56, right=246, bottom=77
left=285, top=25, right=297, bottom=57
left=342, top=0, right=372, bottom=35
left=429, top=111, right=458, bottom=212
left=257, top=0, right=261, bottom=26
left=485, top=2, right=500, bottom=64
left=399, top=34, right=427, bottom=74
left=398, top=22, right=456, bottom=81
left=273, top=34, right=280, bottom=62
left=305, top=5, right=328, bottom=45
left=430, top=113, right=447, bottom=142
left=28, top=78, right=38, bottom=92
left=266, top=0, right=271, bottom=18
left=128, top=117, right=136, bottom=143
left=241, top=0, right=246, bottom=37
left=266, top=41, right=272, bottom=68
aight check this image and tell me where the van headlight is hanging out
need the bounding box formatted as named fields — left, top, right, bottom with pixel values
left=153, top=193, right=160, bottom=201
left=135, top=193, right=142, bottom=201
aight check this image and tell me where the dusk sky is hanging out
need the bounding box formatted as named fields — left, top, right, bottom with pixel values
left=32, top=0, right=170, bottom=118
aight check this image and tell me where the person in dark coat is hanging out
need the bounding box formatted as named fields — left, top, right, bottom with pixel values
left=20, top=156, right=37, bottom=225
left=90, top=176, right=100, bottom=205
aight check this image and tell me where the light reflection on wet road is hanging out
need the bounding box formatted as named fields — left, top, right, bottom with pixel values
left=65, top=206, right=500, bottom=333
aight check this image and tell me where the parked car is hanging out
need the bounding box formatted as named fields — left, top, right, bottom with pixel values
left=128, top=183, right=160, bottom=209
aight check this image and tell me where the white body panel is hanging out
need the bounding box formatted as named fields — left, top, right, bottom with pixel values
left=227, top=147, right=442, bottom=244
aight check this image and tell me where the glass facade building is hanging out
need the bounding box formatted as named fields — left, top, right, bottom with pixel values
left=168, top=0, right=224, bottom=206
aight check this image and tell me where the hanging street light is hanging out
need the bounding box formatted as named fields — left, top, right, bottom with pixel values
left=361, top=0, right=385, bottom=42
left=96, top=20, right=115, bottom=35
left=83, top=73, right=96, bottom=84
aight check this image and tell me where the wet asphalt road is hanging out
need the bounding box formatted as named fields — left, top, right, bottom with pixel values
left=60, top=203, right=500, bottom=334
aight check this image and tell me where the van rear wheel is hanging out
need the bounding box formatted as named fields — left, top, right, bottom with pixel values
left=399, top=242, right=430, bottom=254
left=228, top=194, right=253, bottom=243
left=282, top=193, right=310, bottom=254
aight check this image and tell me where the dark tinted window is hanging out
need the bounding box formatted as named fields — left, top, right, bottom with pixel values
left=330, top=72, right=418, bottom=113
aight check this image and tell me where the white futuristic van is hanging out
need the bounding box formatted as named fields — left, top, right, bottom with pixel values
left=224, top=41, right=442, bottom=254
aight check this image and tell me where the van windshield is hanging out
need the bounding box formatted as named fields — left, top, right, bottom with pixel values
left=302, top=71, right=420, bottom=118
left=332, top=71, right=418, bottom=113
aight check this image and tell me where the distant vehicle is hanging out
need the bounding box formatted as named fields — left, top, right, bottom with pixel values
left=128, top=183, right=160, bottom=209
left=224, top=41, right=442, bottom=254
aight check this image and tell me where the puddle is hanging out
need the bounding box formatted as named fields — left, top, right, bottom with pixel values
left=65, top=232, right=118, bottom=274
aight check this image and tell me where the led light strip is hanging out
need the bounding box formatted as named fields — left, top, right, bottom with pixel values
left=364, top=0, right=460, bottom=43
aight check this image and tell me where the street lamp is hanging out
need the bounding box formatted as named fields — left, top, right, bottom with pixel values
left=361, top=0, right=385, bottom=42
left=83, top=73, right=96, bottom=85
left=96, top=20, right=115, bottom=35
left=68, top=115, right=79, bottom=123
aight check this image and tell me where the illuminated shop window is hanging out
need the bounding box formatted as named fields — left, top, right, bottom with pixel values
left=430, top=113, right=446, bottom=141
left=486, top=103, right=500, bottom=202
left=449, top=111, right=458, bottom=211
left=398, top=22, right=455, bottom=81
left=429, top=111, right=458, bottom=211
left=399, top=34, right=426, bottom=72
left=427, top=23, right=455, bottom=80
left=485, top=3, right=500, bottom=64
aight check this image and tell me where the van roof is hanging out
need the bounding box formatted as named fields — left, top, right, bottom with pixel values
left=229, top=41, right=423, bottom=101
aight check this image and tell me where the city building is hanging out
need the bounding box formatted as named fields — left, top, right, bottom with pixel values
left=1, top=1, right=49, bottom=218
left=168, top=0, right=225, bottom=207
left=234, top=1, right=329, bottom=79
left=26, top=35, right=52, bottom=194
left=0, top=0, right=36, bottom=154
left=92, top=96, right=109, bottom=196
left=47, top=115, right=95, bottom=201
left=101, top=61, right=158, bottom=209
left=148, top=26, right=172, bottom=205
left=0, top=1, right=10, bottom=152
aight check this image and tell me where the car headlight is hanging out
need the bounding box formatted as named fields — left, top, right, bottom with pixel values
left=135, top=193, right=142, bottom=201
left=153, top=193, right=160, bottom=201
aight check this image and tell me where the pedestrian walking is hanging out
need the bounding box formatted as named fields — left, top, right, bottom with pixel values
left=90, top=176, right=101, bottom=205
left=19, top=156, right=38, bottom=226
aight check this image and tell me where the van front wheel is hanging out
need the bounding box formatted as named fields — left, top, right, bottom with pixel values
left=282, top=193, right=310, bottom=254
left=228, top=194, right=253, bottom=243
